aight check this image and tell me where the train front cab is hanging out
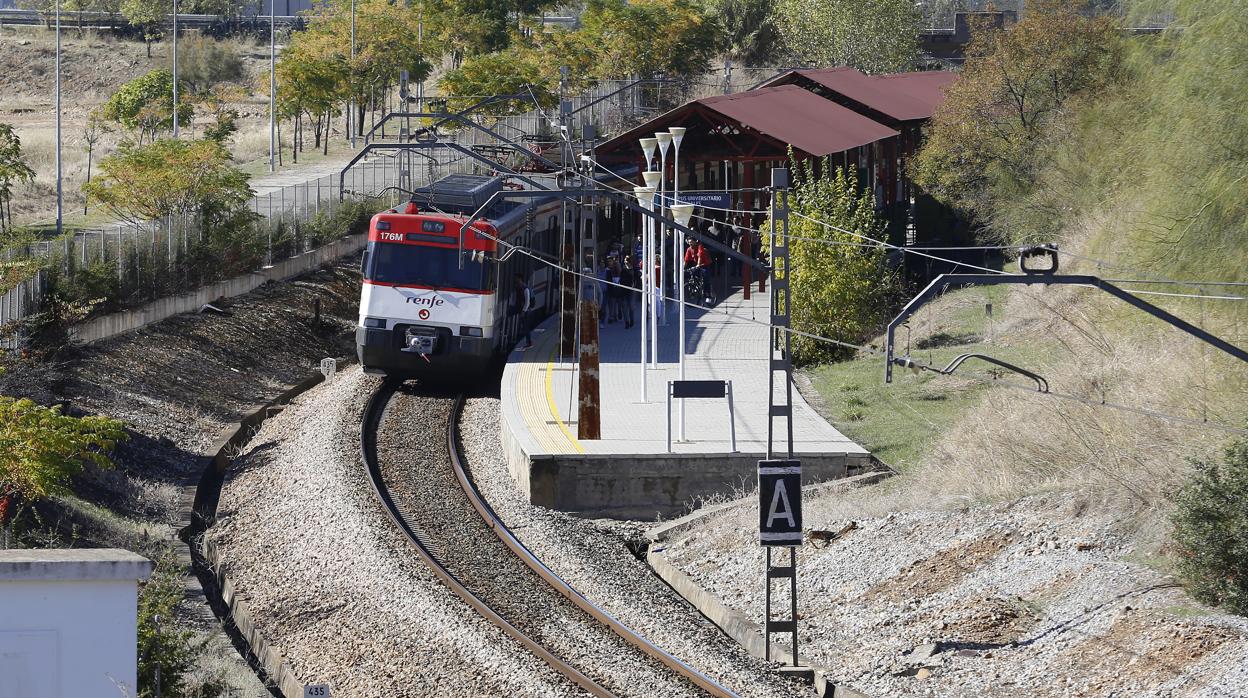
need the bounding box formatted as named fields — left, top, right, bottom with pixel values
left=356, top=216, right=498, bottom=381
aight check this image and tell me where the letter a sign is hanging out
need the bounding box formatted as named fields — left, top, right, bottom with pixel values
left=758, top=459, right=802, bottom=546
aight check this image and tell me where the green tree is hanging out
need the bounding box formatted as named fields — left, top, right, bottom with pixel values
left=912, top=0, right=1122, bottom=229
left=773, top=0, right=920, bottom=72
left=767, top=157, right=896, bottom=364
left=702, top=0, right=782, bottom=66
left=0, top=124, right=36, bottom=238
left=101, top=70, right=194, bottom=143
left=0, top=397, right=127, bottom=522
left=580, top=0, right=718, bottom=80
left=276, top=28, right=348, bottom=154
left=121, top=0, right=169, bottom=57
left=82, top=138, right=252, bottom=227
left=1171, top=436, right=1248, bottom=616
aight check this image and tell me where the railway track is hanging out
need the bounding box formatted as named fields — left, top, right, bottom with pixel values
left=361, top=379, right=740, bottom=698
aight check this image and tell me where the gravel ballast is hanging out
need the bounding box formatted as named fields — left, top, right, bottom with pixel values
left=458, top=396, right=813, bottom=698
left=379, top=388, right=702, bottom=697
left=660, top=487, right=1248, bottom=697
left=209, top=368, right=582, bottom=697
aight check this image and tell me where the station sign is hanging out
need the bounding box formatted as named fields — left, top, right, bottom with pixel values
left=758, top=459, right=802, bottom=546
left=303, top=685, right=330, bottom=698
left=653, top=191, right=732, bottom=211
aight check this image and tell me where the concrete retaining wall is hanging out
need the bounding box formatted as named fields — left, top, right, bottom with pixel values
left=70, top=234, right=365, bottom=344
left=503, top=441, right=872, bottom=519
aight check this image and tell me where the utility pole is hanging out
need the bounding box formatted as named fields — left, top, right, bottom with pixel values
left=268, top=0, right=276, bottom=172
left=54, top=0, right=62, bottom=237
left=349, top=0, right=356, bottom=148
left=577, top=124, right=601, bottom=438
left=172, top=0, right=178, bottom=138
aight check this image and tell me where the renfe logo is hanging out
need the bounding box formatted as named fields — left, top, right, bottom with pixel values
left=379, top=231, right=404, bottom=242
left=406, top=296, right=445, bottom=307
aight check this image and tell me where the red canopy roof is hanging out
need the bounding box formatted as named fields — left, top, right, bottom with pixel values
left=696, top=86, right=898, bottom=156
left=760, top=68, right=956, bottom=122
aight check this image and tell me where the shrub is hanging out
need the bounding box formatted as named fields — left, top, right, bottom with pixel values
left=175, top=36, right=245, bottom=95
left=101, top=70, right=194, bottom=142
left=137, top=549, right=204, bottom=698
left=1171, top=436, right=1248, bottom=616
left=0, top=397, right=127, bottom=521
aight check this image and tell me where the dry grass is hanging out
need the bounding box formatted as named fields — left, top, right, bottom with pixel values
left=811, top=273, right=1247, bottom=545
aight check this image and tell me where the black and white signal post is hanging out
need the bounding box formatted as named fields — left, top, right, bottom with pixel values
left=760, top=167, right=802, bottom=666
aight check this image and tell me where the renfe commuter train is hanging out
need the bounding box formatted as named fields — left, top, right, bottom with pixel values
left=356, top=174, right=563, bottom=379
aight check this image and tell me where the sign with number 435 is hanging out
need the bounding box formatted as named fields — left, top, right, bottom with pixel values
left=304, top=686, right=330, bottom=698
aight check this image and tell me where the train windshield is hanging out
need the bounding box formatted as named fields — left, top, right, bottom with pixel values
left=364, top=242, right=492, bottom=291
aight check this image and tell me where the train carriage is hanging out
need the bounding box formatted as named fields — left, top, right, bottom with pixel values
left=356, top=174, right=563, bottom=379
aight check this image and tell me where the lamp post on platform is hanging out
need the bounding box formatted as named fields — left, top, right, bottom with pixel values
left=638, top=136, right=658, bottom=375
left=669, top=127, right=687, bottom=393
left=642, top=169, right=662, bottom=368
left=655, top=131, right=672, bottom=326
left=633, top=185, right=656, bottom=401
left=670, top=202, right=694, bottom=439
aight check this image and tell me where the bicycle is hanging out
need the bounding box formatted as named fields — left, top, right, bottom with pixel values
left=684, top=267, right=716, bottom=305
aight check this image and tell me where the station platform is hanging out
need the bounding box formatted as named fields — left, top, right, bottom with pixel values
left=500, top=287, right=872, bottom=518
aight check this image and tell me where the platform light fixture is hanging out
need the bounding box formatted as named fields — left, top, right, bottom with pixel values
left=655, top=132, right=673, bottom=330
left=634, top=185, right=657, bottom=402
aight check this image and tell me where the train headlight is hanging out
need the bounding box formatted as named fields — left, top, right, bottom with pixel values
left=364, top=317, right=386, bottom=328
left=460, top=326, right=483, bottom=337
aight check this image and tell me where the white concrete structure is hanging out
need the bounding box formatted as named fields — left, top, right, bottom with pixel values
left=0, top=549, right=153, bottom=698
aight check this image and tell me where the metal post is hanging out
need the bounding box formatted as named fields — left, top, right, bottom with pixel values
left=762, top=166, right=798, bottom=667
left=172, top=0, right=178, bottom=138
left=268, top=0, right=276, bottom=172
left=349, top=0, right=356, bottom=148
left=673, top=130, right=686, bottom=439
left=727, top=380, right=736, bottom=451
left=657, top=143, right=668, bottom=328
left=54, top=0, right=62, bottom=237
left=639, top=200, right=650, bottom=400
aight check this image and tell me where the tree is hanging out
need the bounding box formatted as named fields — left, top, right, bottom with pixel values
left=912, top=0, right=1122, bottom=227
left=0, top=397, right=126, bottom=523
left=773, top=0, right=920, bottom=73
left=580, top=0, right=718, bottom=80
left=82, top=138, right=252, bottom=227
left=0, top=124, right=35, bottom=239
left=121, top=0, right=169, bottom=57
left=101, top=70, right=194, bottom=143
left=767, top=156, right=897, bottom=364
left=702, top=0, right=782, bottom=66
left=1171, top=436, right=1248, bottom=616
left=439, top=44, right=556, bottom=114
left=82, top=113, right=108, bottom=215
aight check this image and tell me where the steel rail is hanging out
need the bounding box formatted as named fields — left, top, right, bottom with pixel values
left=446, top=395, right=741, bottom=698
left=359, top=380, right=615, bottom=698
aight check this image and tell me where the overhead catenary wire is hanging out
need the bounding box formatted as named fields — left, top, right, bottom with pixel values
left=465, top=205, right=1248, bottom=438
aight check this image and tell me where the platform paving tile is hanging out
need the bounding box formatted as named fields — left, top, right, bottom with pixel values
left=508, top=287, right=867, bottom=458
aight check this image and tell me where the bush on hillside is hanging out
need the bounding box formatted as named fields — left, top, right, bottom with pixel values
left=175, top=35, right=245, bottom=95
left=1171, top=436, right=1248, bottom=616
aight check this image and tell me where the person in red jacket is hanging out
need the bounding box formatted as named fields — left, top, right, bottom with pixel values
left=683, top=238, right=713, bottom=304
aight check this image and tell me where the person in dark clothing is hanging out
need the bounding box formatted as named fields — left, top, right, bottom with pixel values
left=619, top=255, right=636, bottom=328
left=511, top=273, right=534, bottom=349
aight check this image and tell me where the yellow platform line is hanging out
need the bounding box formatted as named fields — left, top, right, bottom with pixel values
left=544, top=343, right=585, bottom=454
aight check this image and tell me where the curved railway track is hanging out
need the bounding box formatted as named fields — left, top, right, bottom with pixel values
left=361, top=379, right=740, bottom=698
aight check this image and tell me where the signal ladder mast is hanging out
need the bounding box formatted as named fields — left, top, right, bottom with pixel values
left=761, top=167, right=801, bottom=668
